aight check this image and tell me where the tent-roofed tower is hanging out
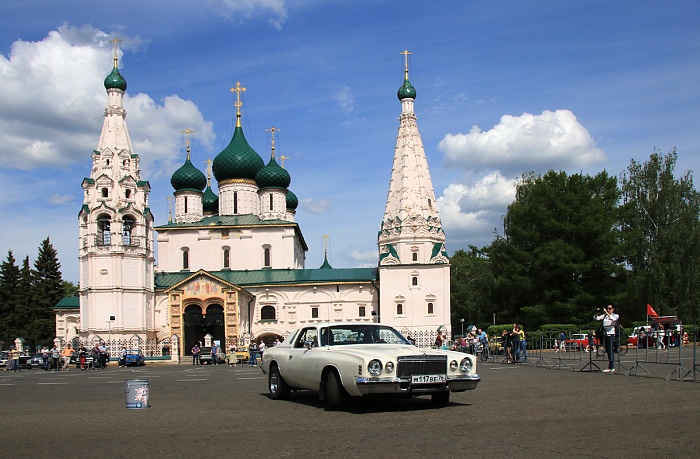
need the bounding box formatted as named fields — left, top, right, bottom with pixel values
left=377, top=51, right=450, bottom=336
left=77, top=40, right=155, bottom=341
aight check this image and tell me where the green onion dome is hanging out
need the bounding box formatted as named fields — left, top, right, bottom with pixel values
left=212, top=126, right=265, bottom=182
left=397, top=77, right=416, bottom=100
left=171, top=157, right=207, bottom=192
left=286, top=189, right=298, bottom=210
left=104, top=66, right=127, bottom=91
left=255, top=155, right=291, bottom=189
left=202, top=184, right=219, bottom=214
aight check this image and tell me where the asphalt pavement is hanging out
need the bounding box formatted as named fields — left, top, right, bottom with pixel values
left=1, top=359, right=698, bottom=458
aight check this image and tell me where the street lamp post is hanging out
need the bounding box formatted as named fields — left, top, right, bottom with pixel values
left=493, top=312, right=496, bottom=326
left=107, top=315, right=115, bottom=352
left=460, top=318, right=464, bottom=336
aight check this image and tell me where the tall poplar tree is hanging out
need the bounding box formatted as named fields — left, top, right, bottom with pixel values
left=620, top=149, right=700, bottom=321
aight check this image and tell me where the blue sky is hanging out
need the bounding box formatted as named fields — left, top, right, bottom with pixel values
left=1, top=1, right=699, bottom=283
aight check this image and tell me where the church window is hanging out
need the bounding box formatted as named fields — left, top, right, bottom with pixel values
left=261, top=305, right=276, bottom=320
left=223, top=248, right=230, bottom=268
left=123, top=216, right=135, bottom=246
left=233, top=192, right=238, bottom=214
left=263, top=246, right=271, bottom=268
left=359, top=306, right=366, bottom=317
left=97, top=215, right=111, bottom=246
left=269, top=194, right=273, bottom=211
left=412, top=276, right=418, bottom=286
left=182, top=248, right=189, bottom=270
left=427, top=302, right=434, bottom=314
left=396, top=303, right=403, bottom=315
left=123, top=159, right=129, bottom=167
left=105, top=159, right=110, bottom=166
left=184, top=196, right=188, bottom=213
left=311, top=307, right=319, bottom=319
left=412, top=252, right=418, bottom=262
left=101, top=188, right=109, bottom=198
left=428, top=198, right=432, bottom=208
left=125, top=189, right=131, bottom=199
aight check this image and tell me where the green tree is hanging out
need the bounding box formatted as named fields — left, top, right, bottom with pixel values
left=29, top=238, right=65, bottom=348
left=489, top=170, right=624, bottom=329
left=0, top=250, right=21, bottom=346
left=450, top=247, right=495, bottom=332
left=620, top=149, right=700, bottom=321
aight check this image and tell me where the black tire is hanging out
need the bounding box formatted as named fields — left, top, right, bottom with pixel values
left=269, top=364, right=290, bottom=400
left=596, top=346, right=605, bottom=357
left=431, top=391, right=450, bottom=406
left=325, top=371, right=347, bottom=411
left=618, top=344, right=628, bottom=356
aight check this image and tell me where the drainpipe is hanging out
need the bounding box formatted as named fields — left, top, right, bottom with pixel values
left=371, top=280, right=380, bottom=323
left=248, top=296, right=255, bottom=336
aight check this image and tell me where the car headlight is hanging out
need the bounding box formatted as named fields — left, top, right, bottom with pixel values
left=460, top=357, right=473, bottom=373
left=450, top=360, right=458, bottom=371
left=385, top=361, right=394, bottom=374
left=368, top=359, right=383, bottom=376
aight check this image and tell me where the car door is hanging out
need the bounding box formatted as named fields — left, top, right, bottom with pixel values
left=284, top=327, right=321, bottom=390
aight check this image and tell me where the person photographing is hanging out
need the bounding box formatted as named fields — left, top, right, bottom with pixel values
left=594, top=304, right=619, bottom=373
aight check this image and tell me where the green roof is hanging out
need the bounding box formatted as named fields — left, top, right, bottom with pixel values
left=54, top=296, right=79, bottom=309
left=155, top=267, right=377, bottom=290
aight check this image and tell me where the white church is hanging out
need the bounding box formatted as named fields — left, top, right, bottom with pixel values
left=54, top=49, right=451, bottom=358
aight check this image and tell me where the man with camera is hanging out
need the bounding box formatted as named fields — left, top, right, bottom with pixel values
left=594, top=304, right=619, bottom=373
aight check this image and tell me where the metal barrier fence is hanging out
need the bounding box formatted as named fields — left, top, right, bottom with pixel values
left=487, top=328, right=700, bottom=382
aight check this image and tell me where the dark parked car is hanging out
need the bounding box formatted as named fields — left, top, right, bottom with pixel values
left=199, top=346, right=225, bottom=365
left=28, top=353, right=44, bottom=369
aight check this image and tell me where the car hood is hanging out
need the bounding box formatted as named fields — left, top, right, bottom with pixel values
left=317, top=344, right=469, bottom=361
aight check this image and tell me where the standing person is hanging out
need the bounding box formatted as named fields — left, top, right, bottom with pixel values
left=211, top=343, right=219, bottom=365
left=98, top=341, right=108, bottom=368
left=248, top=340, right=258, bottom=366
left=51, top=344, right=61, bottom=371
left=41, top=345, right=50, bottom=371
left=61, top=344, right=73, bottom=371
left=10, top=346, right=20, bottom=372
left=118, top=347, right=127, bottom=368
left=514, top=324, right=527, bottom=363
left=477, top=328, right=489, bottom=360
left=258, top=339, right=266, bottom=362
left=594, top=304, right=620, bottom=373
left=191, top=344, right=201, bottom=365
left=79, top=346, right=88, bottom=370
left=91, top=343, right=101, bottom=369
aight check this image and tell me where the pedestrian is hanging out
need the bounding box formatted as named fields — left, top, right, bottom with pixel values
left=514, top=324, right=527, bottom=363
left=478, top=328, right=489, bottom=360
left=248, top=340, right=258, bottom=366
left=79, top=346, right=88, bottom=370
left=9, top=346, right=20, bottom=372
left=211, top=343, right=219, bottom=365
left=191, top=344, right=201, bottom=365
left=656, top=324, right=666, bottom=349
left=51, top=344, right=61, bottom=371
left=99, top=341, right=108, bottom=368
left=258, top=339, right=266, bottom=362
left=119, top=347, right=127, bottom=367
left=61, top=344, right=73, bottom=370
left=41, top=345, right=50, bottom=371
left=91, top=343, right=101, bottom=369
left=586, top=330, right=594, bottom=352
left=594, top=304, right=619, bottom=373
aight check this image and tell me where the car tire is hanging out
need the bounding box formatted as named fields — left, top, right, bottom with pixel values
left=431, top=391, right=450, bottom=406
left=325, top=370, right=347, bottom=411
left=269, top=364, right=290, bottom=400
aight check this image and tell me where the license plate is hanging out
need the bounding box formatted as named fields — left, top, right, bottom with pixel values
left=411, top=374, right=446, bottom=384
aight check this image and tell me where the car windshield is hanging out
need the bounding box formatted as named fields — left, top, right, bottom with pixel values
left=321, top=325, right=411, bottom=346
left=126, top=350, right=141, bottom=355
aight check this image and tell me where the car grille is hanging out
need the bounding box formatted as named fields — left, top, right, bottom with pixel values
left=397, top=355, right=447, bottom=377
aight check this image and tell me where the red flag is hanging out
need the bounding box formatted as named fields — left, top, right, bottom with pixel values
left=646, top=304, right=659, bottom=318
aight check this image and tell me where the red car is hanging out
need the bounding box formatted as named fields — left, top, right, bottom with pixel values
left=563, top=333, right=598, bottom=351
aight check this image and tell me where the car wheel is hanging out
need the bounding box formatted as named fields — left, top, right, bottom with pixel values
left=325, top=370, right=347, bottom=411
left=431, top=391, right=450, bottom=406
left=269, top=364, right=290, bottom=400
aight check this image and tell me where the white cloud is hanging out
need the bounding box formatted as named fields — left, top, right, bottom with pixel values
left=335, top=86, right=354, bottom=115
left=0, top=25, right=215, bottom=175
left=300, top=197, right=330, bottom=214
left=347, top=249, right=376, bottom=267
left=438, top=109, right=606, bottom=175
left=48, top=194, right=74, bottom=205
left=211, top=0, right=288, bottom=29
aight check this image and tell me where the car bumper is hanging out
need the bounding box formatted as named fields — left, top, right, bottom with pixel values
left=354, top=373, right=480, bottom=395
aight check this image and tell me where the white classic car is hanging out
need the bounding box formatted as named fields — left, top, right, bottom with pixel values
left=260, top=322, right=480, bottom=410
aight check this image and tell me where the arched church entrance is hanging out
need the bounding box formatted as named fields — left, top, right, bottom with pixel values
left=184, top=304, right=225, bottom=355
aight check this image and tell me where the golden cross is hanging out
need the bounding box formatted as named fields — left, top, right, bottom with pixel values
left=279, top=155, right=288, bottom=169
left=400, top=49, right=412, bottom=79
left=181, top=128, right=195, bottom=159
left=111, top=38, right=122, bottom=68
left=266, top=127, right=280, bottom=157
left=230, top=81, right=247, bottom=126
left=322, top=234, right=330, bottom=253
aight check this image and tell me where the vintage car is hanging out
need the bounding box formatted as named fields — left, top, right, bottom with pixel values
left=563, top=333, right=598, bottom=351
left=260, top=323, right=480, bottom=410
left=199, top=346, right=225, bottom=365
left=124, top=349, right=146, bottom=366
